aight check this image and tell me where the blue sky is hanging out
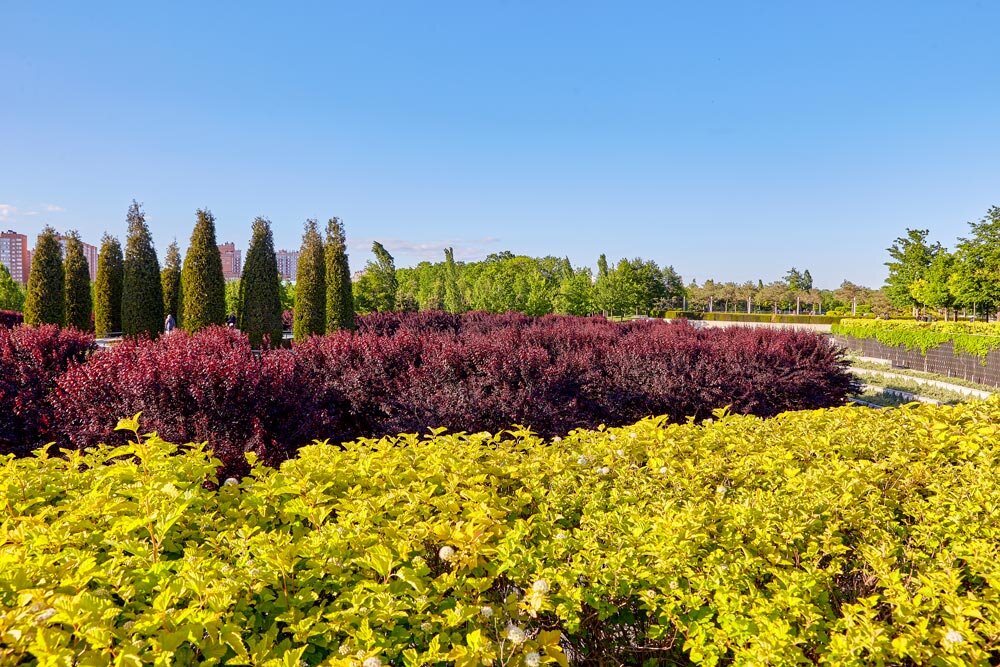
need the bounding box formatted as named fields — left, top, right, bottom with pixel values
left=2, top=1, right=998, bottom=288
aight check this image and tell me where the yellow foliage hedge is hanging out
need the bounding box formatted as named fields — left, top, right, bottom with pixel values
left=3, top=402, right=1000, bottom=665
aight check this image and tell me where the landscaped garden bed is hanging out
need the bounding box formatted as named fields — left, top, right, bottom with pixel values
left=2, top=400, right=999, bottom=664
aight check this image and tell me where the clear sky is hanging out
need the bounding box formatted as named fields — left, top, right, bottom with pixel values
left=2, top=1, right=998, bottom=288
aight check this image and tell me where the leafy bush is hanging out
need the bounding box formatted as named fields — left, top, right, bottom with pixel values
left=0, top=325, right=94, bottom=455
left=51, top=327, right=324, bottom=475
left=48, top=314, right=854, bottom=471
left=4, top=401, right=1000, bottom=664
left=833, top=318, right=1000, bottom=358
left=0, top=310, right=24, bottom=328
left=700, top=312, right=844, bottom=324
left=290, top=313, right=856, bottom=440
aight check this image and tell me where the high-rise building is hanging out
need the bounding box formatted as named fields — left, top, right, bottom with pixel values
left=218, top=242, right=242, bottom=281
left=275, top=249, right=299, bottom=281
left=58, top=236, right=99, bottom=282
left=0, top=230, right=31, bottom=284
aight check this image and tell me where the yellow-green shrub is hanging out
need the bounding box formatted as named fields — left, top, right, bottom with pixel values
left=3, top=402, right=1000, bottom=665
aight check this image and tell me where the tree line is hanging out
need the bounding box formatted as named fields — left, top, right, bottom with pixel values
left=354, top=251, right=889, bottom=318
left=20, top=202, right=356, bottom=345
left=884, top=206, right=1000, bottom=320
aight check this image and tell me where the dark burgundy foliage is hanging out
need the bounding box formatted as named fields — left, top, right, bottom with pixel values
left=18, top=312, right=855, bottom=474
left=0, top=325, right=94, bottom=455
left=0, top=310, right=24, bottom=328
left=51, top=327, right=322, bottom=476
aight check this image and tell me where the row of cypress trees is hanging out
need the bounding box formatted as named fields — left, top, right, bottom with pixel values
left=292, top=217, right=355, bottom=341
left=23, top=227, right=93, bottom=329
left=23, top=202, right=356, bottom=345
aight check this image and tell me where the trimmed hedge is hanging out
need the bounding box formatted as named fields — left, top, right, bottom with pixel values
left=48, top=313, right=857, bottom=472
left=0, top=325, right=95, bottom=456
left=3, top=400, right=1000, bottom=663
left=662, top=311, right=845, bottom=324
left=0, top=310, right=24, bottom=328
left=832, top=318, right=1000, bottom=358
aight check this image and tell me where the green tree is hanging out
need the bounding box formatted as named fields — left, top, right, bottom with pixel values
left=442, top=247, right=464, bottom=313
left=181, top=209, right=226, bottom=332
left=0, top=263, right=26, bottom=311
left=225, top=280, right=241, bottom=320
left=160, top=241, right=182, bottom=325
left=367, top=241, right=398, bottom=312
left=884, top=229, right=939, bottom=314
left=597, top=254, right=609, bottom=279
left=293, top=219, right=325, bottom=340
left=950, top=206, right=1000, bottom=319
left=94, top=234, right=124, bottom=336
left=911, top=250, right=956, bottom=319
left=121, top=201, right=164, bottom=336
left=325, top=217, right=355, bottom=331
left=239, top=217, right=284, bottom=347
left=24, top=226, right=65, bottom=326
left=63, top=231, right=93, bottom=330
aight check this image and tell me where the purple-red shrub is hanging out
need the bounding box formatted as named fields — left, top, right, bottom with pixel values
left=291, top=313, right=857, bottom=441
left=0, top=310, right=24, bottom=328
left=46, top=312, right=857, bottom=473
left=52, top=327, right=325, bottom=475
left=0, top=325, right=95, bottom=455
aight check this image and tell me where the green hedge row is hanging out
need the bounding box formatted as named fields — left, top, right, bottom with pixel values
left=833, top=318, right=1000, bottom=358
left=661, top=311, right=844, bottom=325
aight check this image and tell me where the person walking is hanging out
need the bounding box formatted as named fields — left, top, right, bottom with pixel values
left=227, top=313, right=237, bottom=329
left=164, top=313, right=176, bottom=333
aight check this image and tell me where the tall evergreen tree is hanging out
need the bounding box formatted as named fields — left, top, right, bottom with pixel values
left=181, top=209, right=226, bottom=332
left=294, top=219, right=326, bottom=341
left=63, top=231, right=92, bottom=330
left=121, top=201, right=164, bottom=336
left=24, top=226, right=64, bottom=326
left=597, top=254, right=609, bottom=279
left=94, top=234, right=124, bottom=336
left=443, top=247, right=464, bottom=313
left=161, top=241, right=182, bottom=325
left=325, top=217, right=355, bottom=331
left=239, top=217, right=284, bottom=347
left=0, top=263, right=25, bottom=311
left=367, top=241, right=397, bottom=312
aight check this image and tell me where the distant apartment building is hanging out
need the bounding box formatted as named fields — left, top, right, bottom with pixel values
left=275, top=249, right=299, bottom=281
left=58, top=236, right=99, bottom=282
left=218, top=242, right=242, bottom=281
left=0, top=230, right=30, bottom=284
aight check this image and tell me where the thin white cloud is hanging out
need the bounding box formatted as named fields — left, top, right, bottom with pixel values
left=350, top=236, right=502, bottom=262
left=0, top=204, right=15, bottom=222
left=43, top=204, right=65, bottom=213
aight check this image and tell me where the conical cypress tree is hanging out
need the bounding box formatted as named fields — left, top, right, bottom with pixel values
left=94, top=234, right=124, bottom=336
left=443, top=247, right=464, bottom=313
left=239, top=217, right=283, bottom=347
left=161, top=241, right=182, bottom=324
left=63, top=231, right=93, bottom=331
left=122, top=201, right=164, bottom=337
left=181, top=209, right=226, bottom=333
left=24, top=226, right=64, bottom=326
left=325, top=217, right=355, bottom=331
left=293, top=219, right=325, bottom=341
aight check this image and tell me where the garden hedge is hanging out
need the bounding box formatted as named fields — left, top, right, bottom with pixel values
left=833, top=318, right=1000, bottom=358
left=2, top=400, right=999, bottom=664
left=47, top=314, right=856, bottom=473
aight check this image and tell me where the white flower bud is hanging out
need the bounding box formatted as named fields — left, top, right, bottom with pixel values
left=532, top=579, right=549, bottom=594
left=438, top=545, right=455, bottom=561
left=525, top=652, right=541, bottom=667
left=506, top=624, right=526, bottom=644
